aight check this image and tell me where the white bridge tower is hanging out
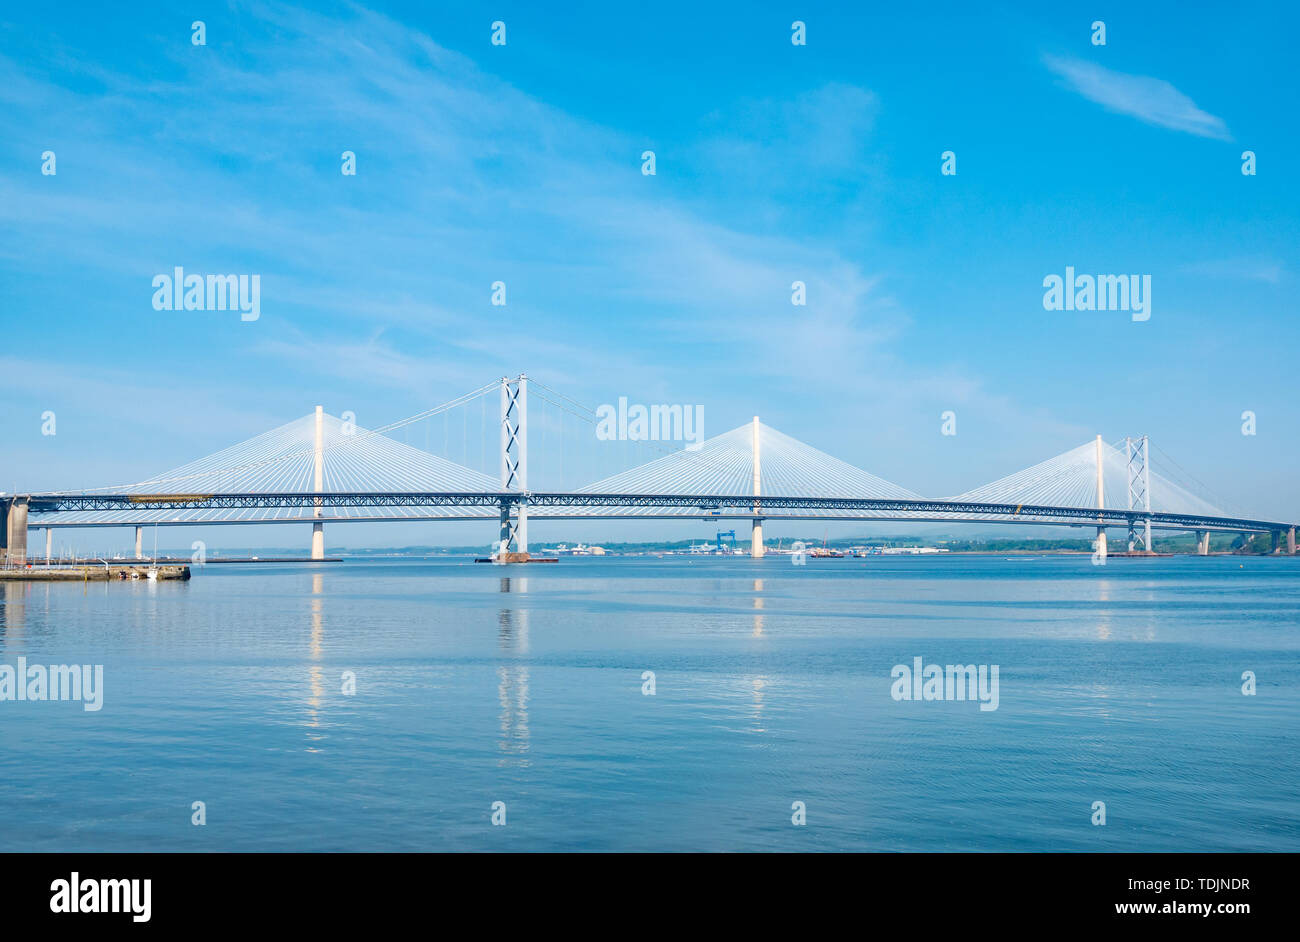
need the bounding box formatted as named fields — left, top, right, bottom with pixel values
left=497, top=374, right=528, bottom=560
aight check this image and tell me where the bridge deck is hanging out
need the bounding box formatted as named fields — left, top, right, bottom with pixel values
left=19, top=491, right=1296, bottom=533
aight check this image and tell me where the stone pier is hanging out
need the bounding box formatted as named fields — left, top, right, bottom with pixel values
left=1, top=498, right=29, bottom=565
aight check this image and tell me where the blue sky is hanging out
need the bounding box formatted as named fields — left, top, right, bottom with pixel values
left=1, top=1, right=1296, bottom=548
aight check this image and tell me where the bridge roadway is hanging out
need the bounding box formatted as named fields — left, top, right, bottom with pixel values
left=20, top=490, right=1299, bottom=534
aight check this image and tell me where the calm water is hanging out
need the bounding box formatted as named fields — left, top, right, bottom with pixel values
left=1, top=555, right=1297, bottom=852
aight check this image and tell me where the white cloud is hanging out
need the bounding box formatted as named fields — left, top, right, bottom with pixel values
left=1044, top=55, right=1231, bottom=140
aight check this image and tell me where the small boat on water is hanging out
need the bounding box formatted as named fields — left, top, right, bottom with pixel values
left=810, top=531, right=844, bottom=557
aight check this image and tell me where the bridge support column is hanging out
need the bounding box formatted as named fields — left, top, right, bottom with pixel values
left=750, top=416, right=764, bottom=558
left=1125, top=516, right=1153, bottom=554
left=1195, top=531, right=1210, bottom=556
left=2, top=498, right=29, bottom=566
left=45, top=528, right=53, bottom=563
left=1272, top=530, right=1282, bottom=555
left=499, top=375, right=528, bottom=560
left=1093, top=435, right=1108, bottom=563
left=1124, top=437, right=1152, bottom=552
left=311, top=404, right=325, bottom=560
left=497, top=500, right=511, bottom=562
left=135, top=526, right=144, bottom=559
left=1289, top=527, right=1296, bottom=556
left=495, top=499, right=528, bottom=562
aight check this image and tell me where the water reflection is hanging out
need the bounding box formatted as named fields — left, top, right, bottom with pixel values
left=1091, top=577, right=1113, bottom=640
left=749, top=675, right=769, bottom=732
left=0, top=581, right=26, bottom=641
left=305, top=572, right=325, bottom=748
left=496, top=603, right=530, bottom=766
left=499, top=576, right=528, bottom=595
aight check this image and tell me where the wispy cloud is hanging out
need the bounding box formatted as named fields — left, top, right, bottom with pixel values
left=1180, top=257, right=1285, bottom=284
left=0, top=3, right=1098, bottom=498
left=1043, top=55, right=1231, bottom=140
left=0, top=7, right=948, bottom=401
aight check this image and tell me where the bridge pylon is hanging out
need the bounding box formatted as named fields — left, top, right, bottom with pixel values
left=311, top=405, right=326, bottom=560
left=497, top=375, right=528, bottom=560
left=1126, top=436, right=1153, bottom=552
left=750, top=416, right=765, bottom=558
left=1093, top=435, right=1107, bottom=562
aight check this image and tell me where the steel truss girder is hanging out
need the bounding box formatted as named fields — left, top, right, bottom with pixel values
left=28, top=493, right=504, bottom=512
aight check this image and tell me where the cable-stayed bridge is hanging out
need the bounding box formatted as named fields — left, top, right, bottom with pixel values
left=3, top=374, right=1295, bottom=563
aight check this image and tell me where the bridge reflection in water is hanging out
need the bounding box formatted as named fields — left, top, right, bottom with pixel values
left=305, top=572, right=325, bottom=749
left=496, top=577, right=530, bottom=767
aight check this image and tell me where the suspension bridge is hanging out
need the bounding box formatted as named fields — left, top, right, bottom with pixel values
left=2, top=374, right=1295, bottom=563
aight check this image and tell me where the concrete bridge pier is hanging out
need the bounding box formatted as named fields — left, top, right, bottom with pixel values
left=1195, top=531, right=1210, bottom=556
left=1094, top=527, right=1107, bottom=562
left=135, top=526, right=144, bottom=559
left=751, top=518, right=765, bottom=558
left=1125, top=516, right=1153, bottom=553
left=1, top=497, right=29, bottom=565
left=493, top=498, right=529, bottom=562
left=311, top=522, right=325, bottom=560
left=515, top=500, right=528, bottom=554
left=1289, top=527, right=1296, bottom=555
left=1272, top=530, right=1282, bottom=554
left=496, top=499, right=513, bottom=562
left=45, top=528, right=53, bottom=562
